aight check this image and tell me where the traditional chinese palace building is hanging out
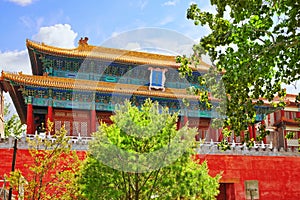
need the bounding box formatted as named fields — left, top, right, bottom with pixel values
left=1, top=39, right=219, bottom=138
left=0, top=39, right=300, bottom=200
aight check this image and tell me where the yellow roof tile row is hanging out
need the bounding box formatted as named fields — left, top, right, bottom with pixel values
left=1, top=71, right=206, bottom=100
left=26, top=39, right=211, bottom=71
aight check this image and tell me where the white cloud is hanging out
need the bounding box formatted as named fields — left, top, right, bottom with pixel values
left=125, top=42, right=141, bottom=51
left=32, top=24, right=78, bottom=48
left=162, top=0, right=179, bottom=6
left=0, top=50, right=31, bottom=74
left=0, top=50, right=29, bottom=113
left=0, top=23, right=78, bottom=75
left=8, top=0, right=34, bottom=6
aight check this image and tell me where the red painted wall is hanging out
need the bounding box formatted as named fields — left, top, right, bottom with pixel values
left=196, top=154, right=300, bottom=200
left=1, top=149, right=300, bottom=200
left=0, top=149, right=86, bottom=179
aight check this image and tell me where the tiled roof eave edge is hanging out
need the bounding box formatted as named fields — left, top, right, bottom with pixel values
left=2, top=72, right=214, bottom=101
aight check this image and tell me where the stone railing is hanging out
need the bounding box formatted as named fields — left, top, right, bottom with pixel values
left=1, top=136, right=299, bottom=156
left=0, top=135, right=93, bottom=150
left=195, top=139, right=300, bottom=156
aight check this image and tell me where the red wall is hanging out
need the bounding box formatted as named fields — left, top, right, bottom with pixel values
left=196, top=154, right=300, bottom=200
left=1, top=149, right=300, bottom=200
left=0, top=149, right=86, bottom=178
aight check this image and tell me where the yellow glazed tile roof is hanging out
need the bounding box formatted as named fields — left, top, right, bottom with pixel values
left=2, top=71, right=214, bottom=100
left=26, top=39, right=211, bottom=71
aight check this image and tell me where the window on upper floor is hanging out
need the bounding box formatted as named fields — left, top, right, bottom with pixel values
left=148, top=67, right=168, bottom=91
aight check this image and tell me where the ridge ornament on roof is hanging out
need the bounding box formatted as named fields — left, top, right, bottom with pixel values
left=78, top=37, right=89, bottom=51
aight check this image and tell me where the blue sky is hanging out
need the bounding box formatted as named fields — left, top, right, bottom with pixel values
left=0, top=0, right=298, bottom=94
left=0, top=0, right=211, bottom=50
left=0, top=0, right=215, bottom=74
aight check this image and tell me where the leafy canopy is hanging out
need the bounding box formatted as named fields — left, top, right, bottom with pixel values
left=79, top=99, right=220, bottom=200
left=178, top=0, right=300, bottom=146
left=4, top=101, right=26, bottom=137
left=8, top=121, right=83, bottom=200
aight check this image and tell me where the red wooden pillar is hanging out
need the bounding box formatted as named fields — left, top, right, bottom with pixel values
left=283, top=129, right=287, bottom=149
left=47, top=103, right=53, bottom=132
left=218, top=129, right=223, bottom=142
left=47, top=105, right=53, bottom=122
left=91, top=109, right=96, bottom=133
left=26, top=103, right=34, bottom=134
left=240, top=131, right=245, bottom=142
left=296, top=111, right=300, bottom=138
left=248, top=125, right=253, bottom=139
left=176, top=117, right=181, bottom=130
left=183, top=115, right=188, bottom=126
left=253, top=124, right=257, bottom=140
left=296, top=111, right=300, bottom=118
left=274, top=111, right=277, bottom=123
left=281, top=109, right=285, bottom=120
left=261, top=120, right=267, bottom=144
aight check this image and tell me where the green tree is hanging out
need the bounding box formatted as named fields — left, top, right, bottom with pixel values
left=7, top=121, right=84, bottom=200
left=4, top=101, right=25, bottom=137
left=178, top=0, right=300, bottom=147
left=78, top=99, right=220, bottom=200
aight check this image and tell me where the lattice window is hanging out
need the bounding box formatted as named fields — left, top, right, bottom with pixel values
left=64, top=121, right=70, bottom=135
left=90, top=61, right=95, bottom=73
left=78, top=113, right=88, bottom=118
left=81, top=122, right=88, bottom=137
left=65, top=61, right=72, bottom=71
left=73, top=121, right=80, bottom=136
left=73, top=62, right=80, bottom=71
left=54, top=112, right=65, bottom=117
left=74, top=93, right=80, bottom=101
left=66, top=92, right=71, bottom=100
left=27, top=89, right=35, bottom=96
left=96, top=62, right=106, bottom=74
left=96, top=122, right=100, bottom=132
left=54, top=91, right=63, bottom=100
left=56, top=60, right=64, bottom=69
left=37, top=90, right=45, bottom=98
left=55, top=120, right=62, bottom=132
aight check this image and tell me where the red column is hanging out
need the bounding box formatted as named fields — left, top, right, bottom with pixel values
left=253, top=124, right=257, bottom=140
left=218, top=129, right=223, bottom=142
left=47, top=106, right=53, bottom=122
left=274, top=111, right=277, bottom=123
left=296, top=111, right=300, bottom=118
left=281, top=109, right=285, bottom=120
left=240, top=131, right=245, bottom=142
left=91, top=109, right=96, bottom=133
left=176, top=117, right=181, bottom=130
left=183, top=115, right=188, bottom=126
left=47, top=105, right=53, bottom=132
left=284, top=129, right=287, bottom=149
left=248, top=125, right=253, bottom=139
left=26, top=103, right=34, bottom=134
left=261, top=120, right=267, bottom=144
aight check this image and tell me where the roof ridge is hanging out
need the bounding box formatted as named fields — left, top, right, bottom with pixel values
left=26, top=39, right=212, bottom=71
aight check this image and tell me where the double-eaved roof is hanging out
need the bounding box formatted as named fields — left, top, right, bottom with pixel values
left=1, top=39, right=213, bottom=123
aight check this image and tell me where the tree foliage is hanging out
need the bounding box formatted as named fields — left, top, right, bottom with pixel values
left=4, top=102, right=25, bottom=137
left=178, top=0, right=300, bottom=146
left=7, top=121, right=83, bottom=200
left=78, top=99, right=221, bottom=200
